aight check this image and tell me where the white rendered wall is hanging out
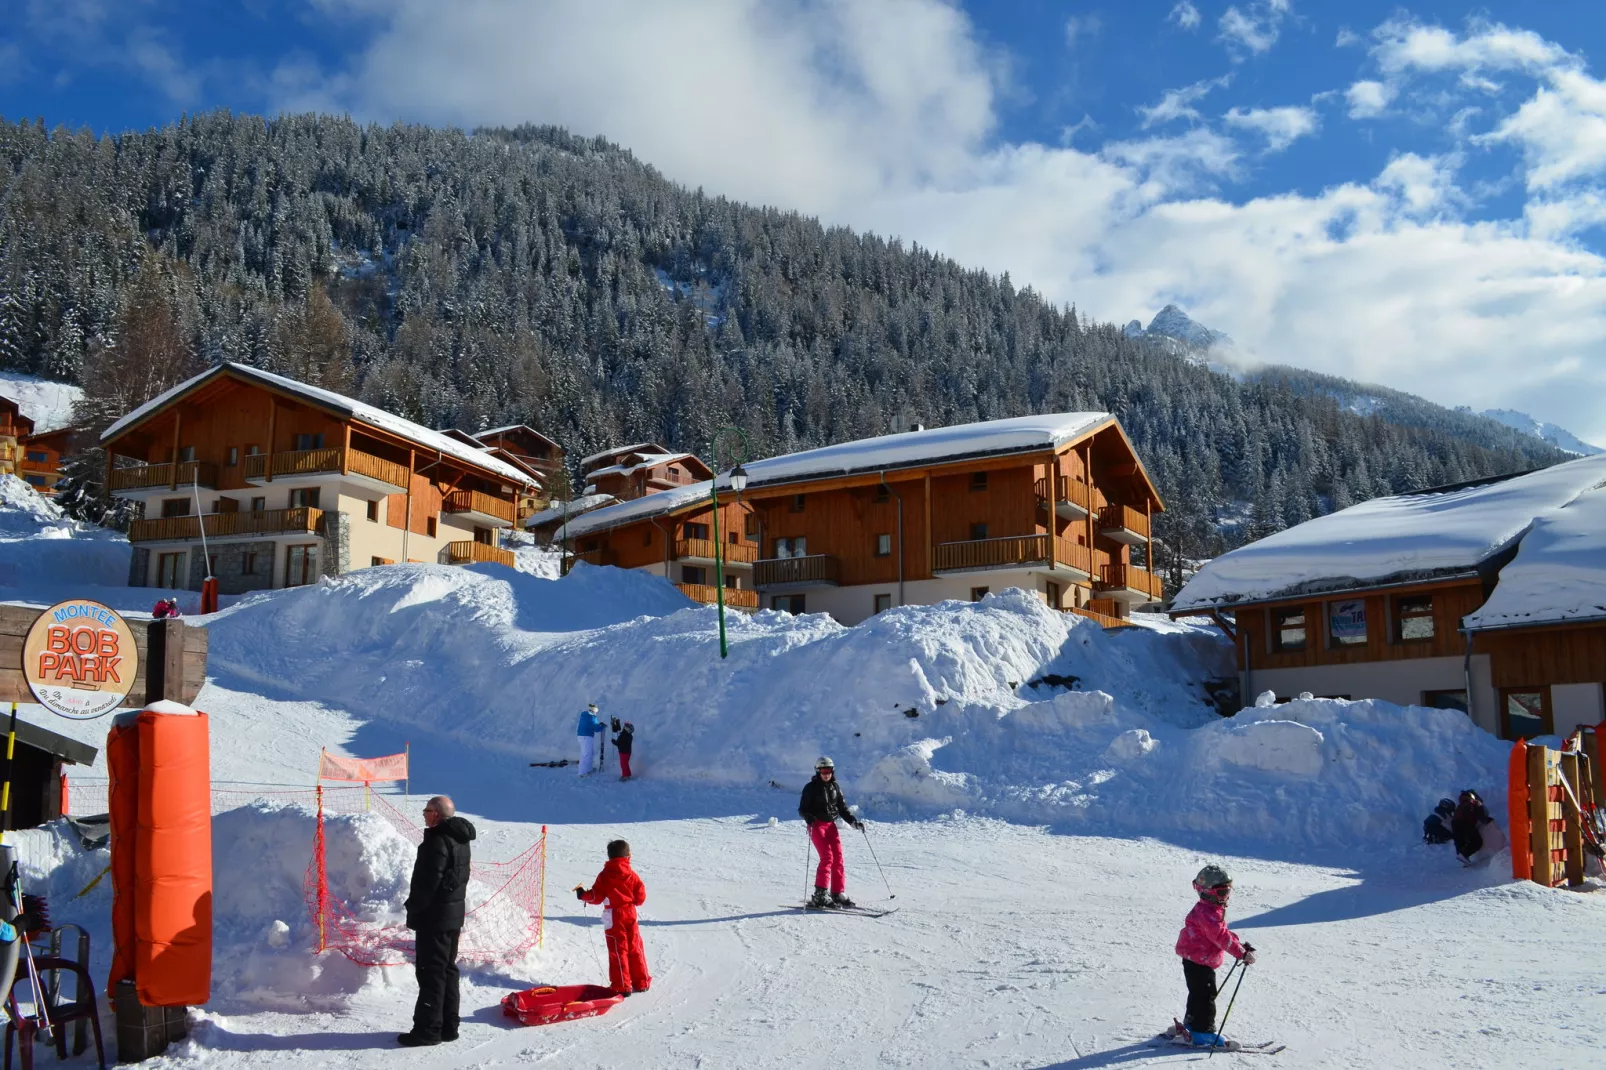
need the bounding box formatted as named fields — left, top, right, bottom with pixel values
left=1552, top=683, right=1605, bottom=738
left=1243, top=654, right=1499, bottom=736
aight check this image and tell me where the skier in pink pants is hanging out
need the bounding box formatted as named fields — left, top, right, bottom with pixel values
left=798, top=756, right=863, bottom=909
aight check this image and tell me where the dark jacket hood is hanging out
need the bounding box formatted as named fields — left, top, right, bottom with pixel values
left=432, top=816, right=476, bottom=843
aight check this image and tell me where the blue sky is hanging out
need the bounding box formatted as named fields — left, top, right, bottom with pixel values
left=4, top=1, right=1606, bottom=443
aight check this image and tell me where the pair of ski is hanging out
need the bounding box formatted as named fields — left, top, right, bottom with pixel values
left=1159, top=1019, right=1284, bottom=1055
left=782, top=901, right=897, bottom=918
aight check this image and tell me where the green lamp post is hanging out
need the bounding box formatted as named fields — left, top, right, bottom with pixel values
left=709, top=428, right=751, bottom=659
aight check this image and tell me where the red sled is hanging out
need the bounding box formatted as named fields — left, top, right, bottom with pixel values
left=501, top=984, right=626, bottom=1026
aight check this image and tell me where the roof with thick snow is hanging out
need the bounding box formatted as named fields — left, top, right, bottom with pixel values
left=524, top=493, right=618, bottom=531
left=1172, top=454, right=1606, bottom=612
left=101, top=363, right=536, bottom=488
left=1463, top=482, right=1606, bottom=630
left=580, top=442, right=667, bottom=469
left=586, top=452, right=703, bottom=480
left=560, top=481, right=716, bottom=540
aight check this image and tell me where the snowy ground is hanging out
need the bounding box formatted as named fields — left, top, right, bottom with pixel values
left=1, top=489, right=1602, bottom=1068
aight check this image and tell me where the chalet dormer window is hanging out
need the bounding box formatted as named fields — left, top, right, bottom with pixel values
left=970, top=471, right=988, bottom=491
left=668, top=467, right=680, bottom=479
left=873, top=485, right=890, bottom=503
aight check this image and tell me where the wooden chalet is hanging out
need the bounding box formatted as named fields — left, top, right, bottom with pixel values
left=441, top=428, right=551, bottom=520
left=0, top=396, right=35, bottom=483
left=100, top=363, right=537, bottom=592
left=561, top=413, right=1163, bottom=625
left=17, top=425, right=80, bottom=495
left=1173, top=456, right=1606, bottom=740
left=580, top=443, right=712, bottom=502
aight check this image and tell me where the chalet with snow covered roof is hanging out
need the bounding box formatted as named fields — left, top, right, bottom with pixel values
left=1172, top=455, right=1606, bottom=740
left=0, top=396, right=35, bottom=483
left=561, top=413, right=1164, bottom=624
left=17, top=425, right=80, bottom=495
left=100, top=363, right=538, bottom=593
left=580, top=443, right=711, bottom=502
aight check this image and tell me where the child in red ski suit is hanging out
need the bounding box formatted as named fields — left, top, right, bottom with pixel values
left=1174, top=864, right=1255, bottom=1048
left=576, top=839, right=651, bottom=995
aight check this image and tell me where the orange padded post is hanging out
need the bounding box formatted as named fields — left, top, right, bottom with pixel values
left=105, top=720, right=140, bottom=997
left=1508, top=739, right=1531, bottom=882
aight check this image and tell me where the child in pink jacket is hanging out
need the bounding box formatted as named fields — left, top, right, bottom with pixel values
left=1173, top=864, right=1257, bottom=1050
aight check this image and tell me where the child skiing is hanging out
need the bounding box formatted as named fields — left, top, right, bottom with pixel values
left=798, top=756, right=863, bottom=909
left=612, top=718, right=634, bottom=780
left=1172, top=864, right=1257, bottom=1052
left=575, top=839, right=651, bottom=996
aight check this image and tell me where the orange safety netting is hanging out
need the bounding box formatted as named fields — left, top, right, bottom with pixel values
left=69, top=780, right=546, bottom=968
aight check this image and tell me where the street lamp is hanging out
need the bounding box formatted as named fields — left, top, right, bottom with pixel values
left=709, top=429, right=751, bottom=659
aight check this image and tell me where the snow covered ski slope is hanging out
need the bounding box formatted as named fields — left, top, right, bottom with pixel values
left=0, top=487, right=1601, bottom=1067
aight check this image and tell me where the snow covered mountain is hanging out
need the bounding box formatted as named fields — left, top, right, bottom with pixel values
left=1478, top=407, right=1603, bottom=456
left=1124, top=303, right=1233, bottom=352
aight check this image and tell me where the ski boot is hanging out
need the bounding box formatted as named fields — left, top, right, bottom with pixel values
left=830, top=892, right=857, bottom=909
left=807, top=887, right=830, bottom=909
left=1188, top=1032, right=1241, bottom=1052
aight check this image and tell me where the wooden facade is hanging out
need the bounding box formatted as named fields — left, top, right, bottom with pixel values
left=16, top=425, right=76, bottom=495
left=585, top=448, right=712, bottom=503
left=1233, top=580, right=1486, bottom=672
left=0, top=396, right=35, bottom=483
left=102, top=365, right=533, bottom=593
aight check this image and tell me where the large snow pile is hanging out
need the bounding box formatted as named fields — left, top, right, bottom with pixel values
left=1174, top=453, right=1606, bottom=609
left=0, top=473, right=129, bottom=589
left=205, top=563, right=1509, bottom=851
left=1466, top=482, right=1606, bottom=628
left=0, top=370, right=81, bottom=433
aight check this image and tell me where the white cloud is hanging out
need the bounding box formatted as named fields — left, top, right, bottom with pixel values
left=1168, top=2, right=1201, bottom=31
left=1372, top=17, right=1574, bottom=78
left=1485, top=68, right=1606, bottom=193
left=268, top=1, right=1606, bottom=443
left=1345, top=79, right=1395, bottom=118
left=1223, top=105, right=1319, bottom=152
left=1065, top=14, right=1101, bottom=48
left=1137, top=76, right=1231, bottom=127
left=1218, top=0, right=1291, bottom=58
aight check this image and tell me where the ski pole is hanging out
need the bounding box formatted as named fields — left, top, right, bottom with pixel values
left=858, top=825, right=895, bottom=900
left=1208, top=958, right=1250, bottom=1058
left=803, top=826, right=813, bottom=904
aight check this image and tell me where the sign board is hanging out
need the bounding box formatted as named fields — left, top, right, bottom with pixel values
left=22, top=599, right=139, bottom=719
left=1328, top=599, right=1367, bottom=643
left=318, top=750, right=409, bottom=784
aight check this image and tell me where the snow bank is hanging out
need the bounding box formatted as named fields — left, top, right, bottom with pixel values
left=1465, top=482, right=1606, bottom=629
left=0, top=474, right=129, bottom=589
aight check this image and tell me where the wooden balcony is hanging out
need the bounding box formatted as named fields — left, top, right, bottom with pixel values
left=754, top=554, right=840, bottom=589
left=1067, top=605, right=1136, bottom=629
left=1097, top=503, right=1149, bottom=545
left=1094, top=562, right=1164, bottom=604
left=447, top=540, right=515, bottom=568
left=128, top=506, right=323, bottom=544
left=109, top=461, right=218, bottom=494
left=675, top=537, right=757, bottom=566
left=443, top=488, right=517, bottom=526
left=244, top=447, right=410, bottom=492
left=677, top=582, right=759, bottom=610
left=17, top=458, right=55, bottom=475
left=1035, top=475, right=1092, bottom=519
left=934, top=534, right=1093, bottom=577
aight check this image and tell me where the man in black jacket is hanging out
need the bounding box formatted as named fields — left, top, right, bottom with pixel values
left=798, top=756, right=863, bottom=909
left=399, top=795, right=476, bottom=1047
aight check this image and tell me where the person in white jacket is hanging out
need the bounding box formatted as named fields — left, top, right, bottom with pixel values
left=1451, top=789, right=1507, bottom=866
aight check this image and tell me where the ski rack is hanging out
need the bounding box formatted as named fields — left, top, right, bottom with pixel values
left=1509, top=722, right=1604, bottom=888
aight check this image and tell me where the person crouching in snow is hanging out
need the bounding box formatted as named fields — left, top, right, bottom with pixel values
left=576, top=703, right=605, bottom=776
left=798, top=756, right=863, bottom=909
left=576, top=839, right=651, bottom=995
left=1451, top=789, right=1507, bottom=867
left=1173, top=864, right=1256, bottom=1051
left=612, top=718, right=634, bottom=780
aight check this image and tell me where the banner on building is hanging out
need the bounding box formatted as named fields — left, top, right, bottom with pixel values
left=1328, top=599, right=1367, bottom=642
left=317, top=749, right=409, bottom=784
left=23, top=599, right=138, bottom=719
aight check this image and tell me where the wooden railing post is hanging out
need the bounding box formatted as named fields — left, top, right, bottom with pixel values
left=1528, top=745, right=1555, bottom=886
left=1560, top=751, right=1585, bottom=887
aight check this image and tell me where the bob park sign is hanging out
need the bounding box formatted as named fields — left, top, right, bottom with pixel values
left=22, top=599, right=139, bottom=719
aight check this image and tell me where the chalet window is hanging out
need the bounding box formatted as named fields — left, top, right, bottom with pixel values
left=668, top=467, right=680, bottom=479
left=875, top=533, right=892, bottom=557
left=160, top=498, right=191, bottom=518
left=790, top=494, right=805, bottom=513
left=1046, top=581, right=1062, bottom=609
left=288, top=487, right=320, bottom=509
left=1500, top=687, right=1551, bottom=740
left=684, top=522, right=710, bottom=541
left=681, top=565, right=707, bottom=585
left=874, top=593, right=893, bottom=614
left=970, top=523, right=989, bottom=541
left=725, top=574, right=738, bottom=589
left=775, top=536, right=806, bottom=559
left=226, top=447, right=239, bottom=467
left=246, top=444, right=261, bottom=456
left=1395, top=595, right=1435, bottom=642
left=285, top=544, right=318, bottom=587
left=873, top=485, right=890, bottom=503
left=1273, top=609, right=1306, bottom=652
left=156, top=552, right=184, bottom=588
left=371, top=556, right=388, bottom=567
left=643, top=529, right=653, bottom=546
left=1422, top=689, right=1468, bottom=713
left=250, top=496, right=266, bottom=513
left=744, top=513, right=760, bottom=538
left=1327, top=600, right=1367, bottom=647
left=970, top=471, right=988, bottom=491
left=729, top=530, right=739, bottom=545
left=292, top=433, right=324, bottom=451
left=970, top=586, right=990, bottom=602
left=366, top=500, right=380, bottom=522
left=474, top=527, right=493, bottom=546
left=426, top=516, right=438, bottom=538
left=176, top=446, right=195, bottom=462
left=25, top=450, right=46, bottom=463
left=242, top=552, right=258, bottom=575
left=773, top=594, right=805, bottom=614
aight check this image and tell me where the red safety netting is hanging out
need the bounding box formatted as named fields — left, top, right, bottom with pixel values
left=68, top=779, right=546, bottom=968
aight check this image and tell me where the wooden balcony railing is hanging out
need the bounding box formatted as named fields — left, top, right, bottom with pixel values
left=447, top=540, right=515, bottom=568
left=443, top=489, right=517, bottom=524
left=934, top=534, right=1093, bottom=574
left=1095, top=563, right=1163, bottom=599
left=1067, top=605, right=1136, bottom=629
left=244, top=448, right=410, bottom=489
left=677, top=583, right=759, bottom=610
left=128, top=506, right=323, bottom=544
left=1034, top=476, right=1092, bottom=514
left=754, top=554, right=839, bottom=588
left=109, top=461, right=218, bottom=493
left=17, top=458, right=55, bottom=474
left=675, top=537, right=758, bottom=565
left=1098, top=503, right=1150, bottom=540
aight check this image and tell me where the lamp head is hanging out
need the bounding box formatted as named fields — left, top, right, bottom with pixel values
left=729, top=463, right=749, bottom=493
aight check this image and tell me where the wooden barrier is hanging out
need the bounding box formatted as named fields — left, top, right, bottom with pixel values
left=1511, top=738, right=1593, bottom=889
left=0, top=606, right=206, bottom=708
